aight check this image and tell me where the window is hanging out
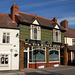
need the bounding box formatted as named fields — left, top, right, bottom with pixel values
left=29, top=47, right=46, bottom=62
left=56, top=32, right=58, bottom=41
left=34, top=28, right=37, bottom=39
left=0, top=55, right=8, bottom=64
left=49, top=49, right=59, bottom=61
left=3, top=33, right=10, bottom=43
left=53, top=29, right=61, bottom=42
left=30, top=25, right=41, bottom=40
left=72, top=39, right=75, bottom=45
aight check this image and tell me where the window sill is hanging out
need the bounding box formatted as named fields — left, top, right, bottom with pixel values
left=53, top=41, right=61, bottom=43
left=0, top=64, right=9, bottom=67
left=0, top=43, right=13, bottom=46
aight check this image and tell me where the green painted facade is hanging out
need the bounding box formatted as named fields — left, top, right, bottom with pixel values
left=61, top=32, right=65, bottom=44
left=20, top=24, right=30, bottom=41
left=20, top=24, right=65, bottom=44
left=41, top=28, right=53, bottom=44
left=19, top=24, right=65, bottom=68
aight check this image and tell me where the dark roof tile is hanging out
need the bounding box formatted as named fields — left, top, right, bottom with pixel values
left=17, top=12, right=65, bottom=30
left=65, top=28, right=75, bottom=38
left=0, top=13, right=18, bottom=29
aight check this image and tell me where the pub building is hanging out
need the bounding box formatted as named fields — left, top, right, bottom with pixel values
left=10, top=3, right=67, bottom=69
left=16, top=11, right=66, bottom=69
left=0, top=3, right=69, bottom=70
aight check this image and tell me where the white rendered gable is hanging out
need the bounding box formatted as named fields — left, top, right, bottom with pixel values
left=55, top=25, right=59, bottom=29
left=33, top=20, right=39, bottom=25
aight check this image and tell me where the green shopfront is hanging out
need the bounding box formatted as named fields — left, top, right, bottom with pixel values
left=20, top=41, right=60, bottom=69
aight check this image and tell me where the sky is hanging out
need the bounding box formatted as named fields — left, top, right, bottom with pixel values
left=0, top=0, right=75, bottom=28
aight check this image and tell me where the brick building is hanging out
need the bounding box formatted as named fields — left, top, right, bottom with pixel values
left=0, top=3, right=68, bottom=70
left=60, top=20, right=75, bottom=65
left=0, top=12, right=19, bottom=70
left=10, top=3, right=67, bottom=69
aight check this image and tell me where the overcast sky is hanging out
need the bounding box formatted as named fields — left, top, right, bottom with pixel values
left=0, top=0, right=75, bottom=28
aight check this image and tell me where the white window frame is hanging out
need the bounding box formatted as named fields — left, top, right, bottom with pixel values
left=0, top=54, right=9, bottom=66
left=49, top=48, right=60, bottom=63
left=53, top=29, right=61, bottom=42
left=72, top=39, right=75, bottom=45
left=3, top=32, right=10, bottom=43
left=29, top=47, right=46, bottom=63
left=30, top=25, right=41, bottom=40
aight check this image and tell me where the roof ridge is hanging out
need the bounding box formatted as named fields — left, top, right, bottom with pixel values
left=19, top=11, right=52, bottom=21
left=68, top=28, right=75, bottom=30
left=19, top=11, right=34, bottom=16
left=0, top=13, right=9, bottom=15
left=37, top=15, right=52, bottom=21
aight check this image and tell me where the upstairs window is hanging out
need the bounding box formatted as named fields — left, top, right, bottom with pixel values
left=3, top=33, right=10, bottom=43
left=34, top=28, right=37, bottom=40
left=30, top=25, right=41, bottom=40
left=53, top=29, right=61, bottom=42
left=56, top=32, right=58, bottom=41
left=72, top=39, right=75, bottom=46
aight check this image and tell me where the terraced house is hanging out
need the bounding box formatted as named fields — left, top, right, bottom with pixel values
left=60, top=20, right=75, bottom=65
left=0, top=3, right=68, bottom=70
left=0, top=11, right=19, bottom=70
left=10, top=3, right=67, bottom=69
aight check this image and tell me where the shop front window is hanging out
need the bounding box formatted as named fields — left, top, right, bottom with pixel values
left=29, top=48, right=46, bottom=62
left=49, top=49, right=59, bottom=61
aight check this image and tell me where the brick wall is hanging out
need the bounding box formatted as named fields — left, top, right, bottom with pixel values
left=41, top=28, right=53, bottom=44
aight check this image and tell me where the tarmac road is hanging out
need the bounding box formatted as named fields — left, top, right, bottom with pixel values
left=0, top=66, right=75, bottom=75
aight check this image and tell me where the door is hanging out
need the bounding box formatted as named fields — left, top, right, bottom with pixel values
left=24, top=52, right=28, bottom=68
left=68, top=52, right=71, bottom=65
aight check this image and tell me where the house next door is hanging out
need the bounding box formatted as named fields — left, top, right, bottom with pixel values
left=24, top=52, right=28, bottom=68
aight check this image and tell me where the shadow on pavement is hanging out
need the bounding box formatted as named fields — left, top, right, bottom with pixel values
left=26, top=72, right=63, bottom=75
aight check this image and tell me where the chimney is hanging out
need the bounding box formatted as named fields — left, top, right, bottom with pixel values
left=60, top=19, right=68, bottom=29
left=52, top=17, right=57, bottom=23
left=10, top=3, right=19, bottom=21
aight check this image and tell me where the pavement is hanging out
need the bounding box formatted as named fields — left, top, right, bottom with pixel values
left=0, top=66, right=75, bottom=75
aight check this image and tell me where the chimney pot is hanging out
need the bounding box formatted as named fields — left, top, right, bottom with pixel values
left=52, top=17, right=57, bottom=23
left=60, top=19, right=68, bottom=29
left=10, top=3, right=19, bottom=21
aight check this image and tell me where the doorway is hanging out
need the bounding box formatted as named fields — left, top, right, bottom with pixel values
left=24, top=52, right=28, bottom=68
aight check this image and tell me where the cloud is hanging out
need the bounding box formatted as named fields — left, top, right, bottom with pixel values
left=19, top=0, right=68, bottom=9
left=58, top=16, right=75, bottom=26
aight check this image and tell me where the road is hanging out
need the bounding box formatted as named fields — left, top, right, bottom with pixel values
left=0, top=66, right=75, bottom=75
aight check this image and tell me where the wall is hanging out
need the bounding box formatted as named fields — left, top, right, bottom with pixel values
left=20, top=24, right=30, bottom=40
left=61, top=32, right=65, bottom=44
left=65, top=37, right=75, bottom=46
left=0, top=28, right=19, bottom=70
left=41, top=28, right=53, bottom=44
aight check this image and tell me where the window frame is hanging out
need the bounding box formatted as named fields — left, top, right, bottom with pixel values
left=0, top=54, right=9, bottom=66
left=53, top=29, right=61, bottom=42
left=3, top=32, right=10, bottom=43
left=30, top=25, right=41, bottom=40
left=72, top=39, right=75, bottom=46
left=29, top=47, right=46, bottom=63
left=49, top=48, right=60, bottom=62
